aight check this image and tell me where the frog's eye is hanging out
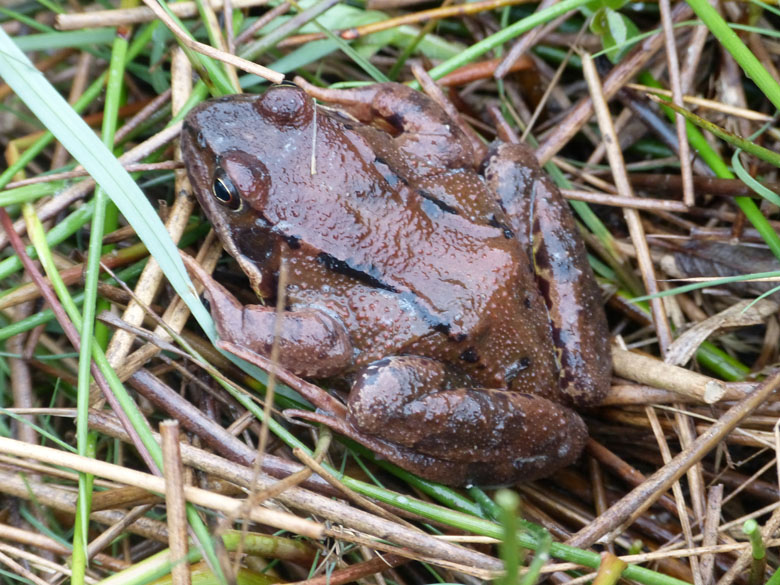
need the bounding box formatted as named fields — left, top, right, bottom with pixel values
left=212, top=170, right=241, bottom=211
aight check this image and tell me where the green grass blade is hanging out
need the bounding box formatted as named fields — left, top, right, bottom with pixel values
left=13, top=28, right=117, bottom=51
left=0, top=27, right=216, bottom=341
left=732, top=151, right=780, bottom=207
left=655, top=98, right=780, bottom=168
left=420, top=0, right=591, bottom=83
left=687, top=0, right=780, bottom=111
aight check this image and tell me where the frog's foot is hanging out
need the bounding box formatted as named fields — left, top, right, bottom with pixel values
left=219, top=340, right=348, bottom=418
left=343, top=356, right=588, bottom=486
left=285, top=408, right=527, bottom=486
left=181, top=252, right=354, bottom=379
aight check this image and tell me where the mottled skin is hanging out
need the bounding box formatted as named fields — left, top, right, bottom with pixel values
left=181, top=81, right=611, bottom=486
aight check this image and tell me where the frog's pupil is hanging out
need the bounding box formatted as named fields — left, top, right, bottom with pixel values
left=214, top=179, right=231, bottom=202
left=212, top=173, right=240, bottom=210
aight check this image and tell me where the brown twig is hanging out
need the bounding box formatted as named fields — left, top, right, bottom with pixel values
left=568, top=369, right=780, bottom=548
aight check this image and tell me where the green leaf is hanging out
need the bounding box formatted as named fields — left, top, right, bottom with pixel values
left=590, top=7, right=608, bottom=34
left=13, top=28, right=116, bottom=51
left=604, top=9, right=639, bottom=61
left=605, top=0, right=629, bottom=10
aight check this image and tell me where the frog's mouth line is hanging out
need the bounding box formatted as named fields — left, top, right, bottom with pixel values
left=181, top=143, right=267, bottom=300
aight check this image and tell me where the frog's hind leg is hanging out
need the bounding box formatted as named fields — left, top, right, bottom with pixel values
left=346, top=355, right=587, bottom=486
left=294, top=77, right=474, bottom=170
left=482, top=142, right=611, bottom=407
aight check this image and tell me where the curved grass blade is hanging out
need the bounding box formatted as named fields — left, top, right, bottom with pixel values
left=0, top=27, right=215, bottom=341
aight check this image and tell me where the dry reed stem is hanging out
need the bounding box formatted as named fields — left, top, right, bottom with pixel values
left=658, top=0, right=693, bottom=207
left=612, top=347, right=728, bottom=403
left=55, top=0, right=270, bottom=30
left=569, top=369, right=780, bottom=547
left=160, top=421, right=191, bottom=585
left=0, top=436, right=324, bottom=538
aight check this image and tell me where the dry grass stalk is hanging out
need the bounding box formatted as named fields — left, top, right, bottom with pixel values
left=3, top=1, right=780, bottom=582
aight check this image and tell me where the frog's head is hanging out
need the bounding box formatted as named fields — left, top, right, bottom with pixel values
left=181, top=85, right=320, bottom=298
left=182, top=84, right=398, bottom=299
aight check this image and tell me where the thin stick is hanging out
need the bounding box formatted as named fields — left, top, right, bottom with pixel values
left=56, top=0, right=268, bottom=30
left=140, top=0, right=283, bottom=84
left=659, top=0, right=694, bottom=206
left=582, top=52, right=673, bottom=352
left=562, top=190, right=690, bottom=212
left=567, top=368, right=780, bottom=548
left=161, top=421, right=191, bottom=585
left=700, top=484, right=723, bottom=585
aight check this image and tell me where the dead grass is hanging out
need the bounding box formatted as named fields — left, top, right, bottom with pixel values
left=0, top=1, right=779, bottom=584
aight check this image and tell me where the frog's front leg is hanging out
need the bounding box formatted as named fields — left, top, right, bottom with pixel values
left=294, top=77, right=474, bottom=169
left=347, top=356, right=588, bottom=486
left=483, top=143, right=611, bottom=407
left=184, top=254, right=352, bottom=378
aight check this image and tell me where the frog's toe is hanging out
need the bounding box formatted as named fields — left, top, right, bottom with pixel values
left=503, top=407, right=587, bottom=481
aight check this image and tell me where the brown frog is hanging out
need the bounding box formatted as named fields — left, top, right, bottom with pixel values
left=180, top=80, right=611, bottom=486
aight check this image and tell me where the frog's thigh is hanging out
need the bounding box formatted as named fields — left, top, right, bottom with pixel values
left=347, top=355, right=588, bottom=481
left=299, top=79, right=473, bottom=168
left=203, top=278, right=352, bottom=378
left=483, top=142, right=611, bottom=406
